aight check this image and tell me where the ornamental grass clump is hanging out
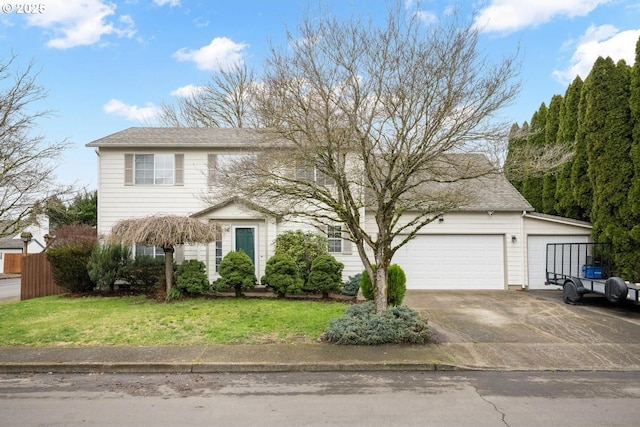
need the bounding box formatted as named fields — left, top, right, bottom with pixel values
left=324, top=301, right=431, bottom=345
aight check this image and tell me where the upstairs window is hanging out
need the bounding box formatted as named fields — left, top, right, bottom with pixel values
left=125, top=153, right=183, bottom=186
left=296, top=164, right=334, bottom=186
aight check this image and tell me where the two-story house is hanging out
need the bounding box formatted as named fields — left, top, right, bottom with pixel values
left=87, top=127, right=593, bottom=290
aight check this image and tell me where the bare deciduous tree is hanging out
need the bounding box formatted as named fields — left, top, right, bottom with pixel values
left=159, top=62, right=259, bottom=128
left=0, top=54, right=70, bottom=237
left=215, top=4, right=521, bottom=313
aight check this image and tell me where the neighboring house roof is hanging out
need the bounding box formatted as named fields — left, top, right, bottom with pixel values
left=0, top=236, right=23, bottom=250
left=86, top=127, right=267, bottom=148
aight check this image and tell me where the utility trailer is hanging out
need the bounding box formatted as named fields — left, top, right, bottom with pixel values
left=545, top=242, right=640, bottom=305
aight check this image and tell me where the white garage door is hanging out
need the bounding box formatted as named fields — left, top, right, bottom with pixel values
left=527, top=235, right=591, bottom=290
left=393, top=235, right=505, bottom=290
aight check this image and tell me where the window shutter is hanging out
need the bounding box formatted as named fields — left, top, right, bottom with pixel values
left=208, top=154, right=217, bottom=186
left=175, top=154, right=184, bottom=186
left=342, top=229, right=352, bottom=254
left=124, top=154, right=133, bottom=186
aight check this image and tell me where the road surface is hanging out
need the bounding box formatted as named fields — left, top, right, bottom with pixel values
left=2, top=371, right=640, bottom=426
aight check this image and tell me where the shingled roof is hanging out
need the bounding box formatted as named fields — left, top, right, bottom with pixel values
left=86, top=127, right=533, bottom=213
left=86, top=127, right=266, bottom=148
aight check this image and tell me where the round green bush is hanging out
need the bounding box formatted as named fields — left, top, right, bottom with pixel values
left=120, top=256, right=165, bottom=292
left=273, top=230, right=328, bottom=286
left=263, top=253, right=303, bottom=297
left=360, top=264, right=407, bottom=306
left=215, top=251, right=256, bottom=297
left=46, top=226, right=97, bottom=293
left=87, top=243, right=131, bottom=292
left=308, top=254, right=344, bottom=298
left=324, top=301, right=431, bottom=345
left=175, top=259, right=210, bottom=296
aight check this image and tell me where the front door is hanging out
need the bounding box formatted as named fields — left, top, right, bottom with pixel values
left=235, top=227, right=256, bottom=266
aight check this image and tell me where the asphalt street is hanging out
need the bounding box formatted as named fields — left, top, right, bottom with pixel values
left=2, top=371, right=640, bottom=427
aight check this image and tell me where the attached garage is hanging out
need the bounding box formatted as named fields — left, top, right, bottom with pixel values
left=523, top=213, right=592, bottom=290
left=393, top=234, right=505, bottom=290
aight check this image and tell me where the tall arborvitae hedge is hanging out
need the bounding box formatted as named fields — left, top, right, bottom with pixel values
left=505, top=35, right=640, bottom=279
left=542, top=94, right=562, bottom=214
left=521, top=103, right=547, bottom=212
left=554, top=76, right=583, bottom=218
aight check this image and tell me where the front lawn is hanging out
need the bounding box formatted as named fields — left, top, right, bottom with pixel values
left=0, top=296, right=347, bottom=346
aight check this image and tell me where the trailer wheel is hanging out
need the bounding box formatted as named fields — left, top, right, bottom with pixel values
left=563, top=281, right=582, bottom=304
left=605, top=277, right=628, bottom=305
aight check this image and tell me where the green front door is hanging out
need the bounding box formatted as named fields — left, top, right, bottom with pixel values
left=235, top=227, right=255, bottom=266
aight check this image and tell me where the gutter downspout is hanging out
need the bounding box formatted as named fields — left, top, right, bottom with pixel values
left=521, top=210, right=527, bottom=289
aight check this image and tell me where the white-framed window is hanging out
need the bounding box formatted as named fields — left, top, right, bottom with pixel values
left=135, top=245, right=165, bottom=260
left=209, top=153, right=256, bottom=185
left=134, top=154, right=174, bottom=185
left=327, top=225, right=342, bottom=253
left=296, top=164, right=334, bottom=186
left=214, top=240, right=223, bottom=272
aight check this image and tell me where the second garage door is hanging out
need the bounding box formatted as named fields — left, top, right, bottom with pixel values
left=527, top=234, right=591, bottom=290
left=393, top=235, right=505, bottom=290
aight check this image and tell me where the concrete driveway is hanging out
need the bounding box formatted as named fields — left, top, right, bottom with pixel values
left=404, top=289, right=640, bottom=370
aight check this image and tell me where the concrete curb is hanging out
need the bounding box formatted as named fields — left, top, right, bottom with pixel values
left=0, top=362, right=463, bottom=374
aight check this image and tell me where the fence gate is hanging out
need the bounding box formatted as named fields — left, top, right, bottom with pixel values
left=21, top=252, right=64, bottom=300
left=4, top=253, right=22, bottom=274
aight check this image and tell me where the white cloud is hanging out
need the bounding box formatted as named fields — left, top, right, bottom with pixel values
left=170, top=84, right=206, bottom=97
left=103, top=99, right=161, bottom=122
left=173, top=37, right=248, bottom=71
left=474, top=0, right=611, bottom=34
left=25, top=0, right=135, bottom=49
left=153, top=0, right=181, bottom=6
left=553, top=25, right=640, bottom=84
left=415, top=10, right=438, bottom=25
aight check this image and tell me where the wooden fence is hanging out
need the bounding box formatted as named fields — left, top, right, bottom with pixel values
left=4, top=253, right=23, bottom=274
left=21, top=252, right=64, bottom=300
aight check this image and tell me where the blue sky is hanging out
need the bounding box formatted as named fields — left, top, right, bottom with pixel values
left=2, top=0, right=640, bottom=190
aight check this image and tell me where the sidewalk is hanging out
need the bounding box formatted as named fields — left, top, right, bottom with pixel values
left=2, top=290, right=640, bottom=374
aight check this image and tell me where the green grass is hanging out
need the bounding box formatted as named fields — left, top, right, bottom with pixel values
left=0, top=296, right=347, bottom=347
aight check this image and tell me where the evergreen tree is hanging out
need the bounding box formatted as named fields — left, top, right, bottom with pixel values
left=584, top=57, right=634, bottom=277
left=628, top=37, right=640, bottom=259
left=542, top=94, right=562, bottom=214
left=504, top=122, right=523, bottom=191
left=521, top=103, right=547, bottom=211
left=571, top=71, right=593, bottom=221
left=555, top=76, right=583, bottom=218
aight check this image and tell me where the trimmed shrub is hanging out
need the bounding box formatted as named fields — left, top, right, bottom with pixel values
left=46, top=225, right=97, bottom=293
left=360, top=264, right=407, bottom=306
left=215, top=251, right=256, bottom=297
left=120, top=256, right=165, bottom=292
left=387, top=264, right=407, bottom=306
left=262, top=253, right=304, bottom=297
left=308, top=254, right=344, bottom=298
left=87, top=243, right=131, bottom=291
left=324, top=301, right=431, bottom=345
left=174, top=259, right=210, bottom=297
left=342, top=273, right=362, bottom=296
left=274, top=230, right=328, bottom=287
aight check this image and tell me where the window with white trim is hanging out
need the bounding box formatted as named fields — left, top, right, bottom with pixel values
left=327, top=225, right=342, bottom=253
left=135, top=245, right=165, bottom=260
left=214, top=240, right=223, bottom=272
left=134, top=154, right=174, bottom=185
left=296, top=164, right=334, bottom=186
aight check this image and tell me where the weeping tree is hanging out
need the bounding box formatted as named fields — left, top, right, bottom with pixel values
left=211, top=3, right=522, bottom=313
left=109, top=215, right=222, bottom=293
